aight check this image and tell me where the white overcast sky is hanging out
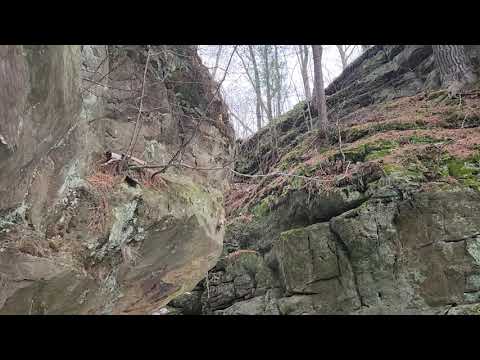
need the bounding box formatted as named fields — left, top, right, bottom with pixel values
left=198, top=45, right=362, bottom=137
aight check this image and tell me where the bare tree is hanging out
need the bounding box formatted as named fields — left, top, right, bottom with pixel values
left=312, top=45, right=328, bottom=132
left=211, top=45, right=223, bottom=81
left=199, top=45, right=361, bottom=138
left=234, top=46, right=266, bottom=131
left=262, top=45, right=273, bottom=122
left=336, top=45, right=358, bottom=70
left=230, top=111, right=254, bottom=135
left=273, top=45, right=283, bottom=117
left=432, top=45, right=478, bottom=96
left=297, top=45, right=312, bottom=100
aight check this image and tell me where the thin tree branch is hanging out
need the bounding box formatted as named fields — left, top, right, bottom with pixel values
left=124, top=46, right=152, bottom=167
left=150, top=45, right=238, bottom=179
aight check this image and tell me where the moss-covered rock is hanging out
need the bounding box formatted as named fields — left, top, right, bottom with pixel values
left=275, top=223, right=339, bottom=294
left=0, top=173, right=226, bottom=315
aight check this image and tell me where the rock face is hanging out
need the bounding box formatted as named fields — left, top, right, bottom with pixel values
left=0, top=45, right=234, bottom=314
left=169, top=45, right=480, bottom=315
left=325, top=45, right=480, bottom=118
left=175, top=180, right=480, bottom=315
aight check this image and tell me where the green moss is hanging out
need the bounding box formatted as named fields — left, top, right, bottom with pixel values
left=446, top=159, right=475, bottom=178
left=383, top=148, right=480, bottom=191
left=227, top=252, right=260, bottom=274
left=407, top=135, right=438, bottom=144
left=270, top=101, right=307, bottom=127
left=461, top=177, right=480, bottom=191
left=341, top=121, right=426, bottom=144
left=441, top=157, right=480, bottom=190
left=279, top=147, right=305, bottom=171
left=279, top=227, right=308, bottom=240
left=251, top=195, right=276, bottom=218
left=365, top=148, right=393, bottom=161
left=382, top=163, right=402, bottom=175
left=335, top=140, right=398, bottom=163
left=384, top=162, right=424, bottom=181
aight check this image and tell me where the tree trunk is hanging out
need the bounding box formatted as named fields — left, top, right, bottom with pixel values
left=255, top=98, right=262, bottom=131
left=274, top=45, right=282, bottom=117
left=211, top=45, right=223, bottom=81
left=298, top=45, right=312, bottom=100
left=230, top=111, right=254, bottom=135
left=432, top=45, right=478, bottom=96
left=247, top=45, right=264, bottom=130
left=312, top=45, right=328, bottom=132
left=336, top=45, right=348, bottom=70
left=263, top=46, right=273, bottom=122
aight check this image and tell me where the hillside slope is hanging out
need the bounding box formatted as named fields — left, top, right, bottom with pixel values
left=168, top=45, right=480, bottom=315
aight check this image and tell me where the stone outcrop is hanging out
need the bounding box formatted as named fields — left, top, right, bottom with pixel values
left=325, top=45, right=480, bottom=118
left=172, top=180, right=480, bottom=315
left=169, top=45, right=480, bottom=315
left=0, top=45, right=234, bottom=314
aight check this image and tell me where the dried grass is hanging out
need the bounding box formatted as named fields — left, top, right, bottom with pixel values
left=226, top=249, right=258, bottom=260
left=86, top=170, right=122, bottom=193
left=87, top=196, right=109, bottom=234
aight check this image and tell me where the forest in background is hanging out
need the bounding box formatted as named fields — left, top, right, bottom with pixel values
left=199, top=45, right=367, bottom=138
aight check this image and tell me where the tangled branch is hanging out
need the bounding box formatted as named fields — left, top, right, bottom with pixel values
left=150, top=45, right=238, bottom=180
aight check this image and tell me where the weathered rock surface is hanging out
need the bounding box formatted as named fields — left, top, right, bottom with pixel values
left=172, top=180, right=480, bottom=315
left=325, top=45, right=480, bottom=118
left=0, top=45, right=233, bottom=314
left=169, top=44, right=480, bottom=315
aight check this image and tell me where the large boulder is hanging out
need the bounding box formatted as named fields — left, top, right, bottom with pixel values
left=0, top=45, right=234, bottom=314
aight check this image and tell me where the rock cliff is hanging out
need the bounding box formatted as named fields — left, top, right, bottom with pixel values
left=168, top=45, right=480, bottom=315
left=0, top=45, right=234, bottom=314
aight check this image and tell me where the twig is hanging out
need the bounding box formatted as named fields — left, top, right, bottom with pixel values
left=132, top=160, right=346, bottom=183
left=151, top=45, right=238, bottom=180
left=129, top=162, right=230, bottom=171
left=125, top=45, right=152, bottom=166
left=229, top=168, right=340, bottom=182
left=461, top=113, right=468, bottom=128
left=80, top=54, right=125, bottom=96
left=81, top=77, right=138, bottom=92
left=336, top=117, right=346, bottom=162
left=343, top=161, right=351, bottom=176
left=80, top=54, right=109, bottom=95
left=230, top=112, right=254, bottom=135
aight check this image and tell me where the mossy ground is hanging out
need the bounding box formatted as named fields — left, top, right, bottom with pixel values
left=227, top=89, right=480, bottom=220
